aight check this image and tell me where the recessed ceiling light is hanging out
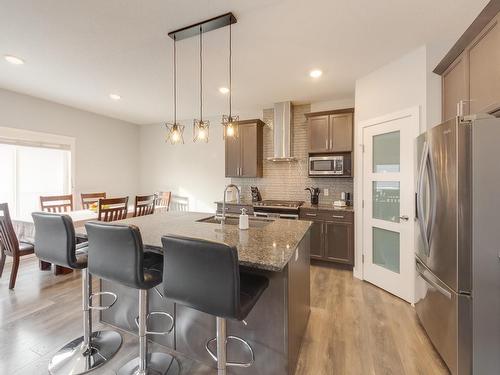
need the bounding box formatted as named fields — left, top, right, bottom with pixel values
left=4, top=55, right=25, bottom=65
left=219, top=87, right=230, bottom=94
left=309, top=69, right=322, bottom=78
left=109, top=93, right=121, bottom=101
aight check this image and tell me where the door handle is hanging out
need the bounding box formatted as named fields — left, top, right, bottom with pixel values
left=306, top=213, right=317, bottom=217
left=417, top=263, right=452, bottom=299
left=399, top=215, right=409, bottom=221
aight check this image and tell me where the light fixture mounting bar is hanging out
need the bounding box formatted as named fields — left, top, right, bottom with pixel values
left=168, top=12, right=237, bottom=41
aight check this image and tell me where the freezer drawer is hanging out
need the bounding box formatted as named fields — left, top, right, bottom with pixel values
left=415, top=259, right=471, bottom=375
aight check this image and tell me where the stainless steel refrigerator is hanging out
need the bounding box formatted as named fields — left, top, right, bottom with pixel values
left=415, top=114, right=500, bottom=375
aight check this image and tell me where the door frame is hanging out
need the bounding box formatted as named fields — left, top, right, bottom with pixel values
left=353, top=107, right=420, bottom=301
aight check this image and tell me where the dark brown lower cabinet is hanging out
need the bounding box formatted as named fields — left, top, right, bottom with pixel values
left=324, top=221, right=353, bottom=264
left=309, top=220, right=324, bottom=259
left=299, top=208, right=354, bottom=266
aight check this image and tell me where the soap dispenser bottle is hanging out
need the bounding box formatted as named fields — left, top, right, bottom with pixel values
left=239, top=208, right=249, bottom=230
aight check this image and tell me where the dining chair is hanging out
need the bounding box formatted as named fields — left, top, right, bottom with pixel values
left=154, top=192, right=172, bottom=213
left=134, top=195, right=156, bottom=217
left=81, top=192, right=106, bottom=210
left=40, top=194, right=74, bottom=213
left=0, top=203, right=35, bottom=289
left=98, top=197, right=129, bottom=222
left=170, top=195, right=189, bottom=212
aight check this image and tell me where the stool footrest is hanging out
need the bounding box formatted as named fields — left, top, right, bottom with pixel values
left=89, top=291, right=118, bottom=311
left=206, top=335, right=255, bottom=368
left=134, top=311, right=175, bottom=335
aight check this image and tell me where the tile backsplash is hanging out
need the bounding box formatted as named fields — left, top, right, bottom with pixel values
left=231, top=104, right=354, bottom=205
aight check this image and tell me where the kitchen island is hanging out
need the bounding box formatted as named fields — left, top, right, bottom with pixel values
left=96, top=211, right=311, bottom=375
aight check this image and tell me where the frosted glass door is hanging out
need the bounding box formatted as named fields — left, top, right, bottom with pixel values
left=362, top=111, right=417, bottom=303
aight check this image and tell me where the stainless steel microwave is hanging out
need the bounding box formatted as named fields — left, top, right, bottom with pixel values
left=309, top=155, right=344, bottom=176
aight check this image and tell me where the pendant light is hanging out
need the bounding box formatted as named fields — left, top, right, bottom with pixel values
left=165, top=36, right=185, bottom=145
left=193, top=26, right=210, bottom=143
left=222, top=22, right=238, bottom=139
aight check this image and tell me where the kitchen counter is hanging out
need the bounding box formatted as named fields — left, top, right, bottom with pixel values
left=97, top=211, right=311, bottom=375
left=110, top=211, right=311, bottom=272
left=214, top=199, right=254, bottom=205
left=300, top=202, right=354, bottom=212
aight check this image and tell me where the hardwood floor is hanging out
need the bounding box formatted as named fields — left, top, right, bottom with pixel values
left=0, top=257, right=449, bottom=375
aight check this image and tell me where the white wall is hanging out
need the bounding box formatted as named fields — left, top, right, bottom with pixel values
left=355, top=45, right=442, bottom=131
left=0, top=88, right=140, bottom=204
left=310, top=97, right=355, bottom=112
left=352, top=45, right=442, bottom=280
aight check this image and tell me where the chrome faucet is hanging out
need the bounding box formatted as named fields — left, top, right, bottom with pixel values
left=221, top=184, right=241, bottom=221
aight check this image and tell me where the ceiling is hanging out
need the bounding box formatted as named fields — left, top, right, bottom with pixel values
left=0, top=0, right=489, bottom=124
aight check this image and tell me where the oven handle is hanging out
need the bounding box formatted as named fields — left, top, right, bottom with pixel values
left=278, top=213, right=299, bottom=219
left=254, top=212, right=269, bottom=218
left=254, top=212, right=298, bottom=219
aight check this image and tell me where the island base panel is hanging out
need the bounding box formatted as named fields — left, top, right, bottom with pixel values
left=99, top=234, right=311, bottom=375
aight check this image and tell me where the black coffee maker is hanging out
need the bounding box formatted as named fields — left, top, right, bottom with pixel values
left=251, top=186, right=262, bottom=202
left=305, top=187, right=320, bottom=205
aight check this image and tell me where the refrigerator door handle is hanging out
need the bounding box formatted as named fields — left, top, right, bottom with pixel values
left=426, top=143, right=438, bottom=248
left=417, top=141, right=431, bottom=256
left=417, top=262, right=452, bottom=300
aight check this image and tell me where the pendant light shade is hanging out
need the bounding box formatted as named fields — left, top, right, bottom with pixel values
left=193, top=26, right=210, bottom=143
left=222, top=23, right=238, bottom=139
left=165, top=36, right=185, bottom=145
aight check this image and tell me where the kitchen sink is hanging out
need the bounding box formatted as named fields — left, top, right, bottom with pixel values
left=197, top=216, right=273, bottom=228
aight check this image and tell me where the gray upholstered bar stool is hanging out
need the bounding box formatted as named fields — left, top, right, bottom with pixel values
left=85, top=222, right=179, bottom=375
left=161, top=235, right=269, bottom=375
left=32, top=212, right=122, bottom=375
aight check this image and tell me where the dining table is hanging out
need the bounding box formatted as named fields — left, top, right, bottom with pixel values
left=11, top=205, right=163, bottom=275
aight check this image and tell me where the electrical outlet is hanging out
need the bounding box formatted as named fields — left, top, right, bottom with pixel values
left=324, top=188, right=329, bottom=196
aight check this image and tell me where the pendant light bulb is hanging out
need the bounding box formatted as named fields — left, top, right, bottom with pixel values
left=194, top=26, right=210, bottom=143
left=222, top=22, right=238, bottom=139
left=165, top=36, right=185, bottom=145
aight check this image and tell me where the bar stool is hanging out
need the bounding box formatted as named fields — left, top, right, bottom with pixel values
left=85, top=221, right=179, bottom=375
left=32, top=212, right=122, bottom=375
left=160, top=235, right=269, bottom=375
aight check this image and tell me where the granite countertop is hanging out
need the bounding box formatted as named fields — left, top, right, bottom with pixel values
left=84, top=211, right=311, bottom=272
left=300, top=203, right=354, bottom=212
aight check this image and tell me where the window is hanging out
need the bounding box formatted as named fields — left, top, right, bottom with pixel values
left=0, top=142, right=72, bottom=219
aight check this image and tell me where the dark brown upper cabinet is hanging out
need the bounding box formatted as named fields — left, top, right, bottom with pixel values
left=306, top=109, right=354, bottom=153
left=436, top=9, right=500, bottom=120
left=442, top=53, right=469, bottom=121
left=225, top=119, right=264, bottom=178
left=468, top=14, right=500, bottom=115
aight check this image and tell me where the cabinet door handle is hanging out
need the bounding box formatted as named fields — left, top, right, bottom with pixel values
left=332, top=215, right=344, bottom=219
left=325, top=139, right=328, bottom=149
left=306, top=213, right=317, bottom=217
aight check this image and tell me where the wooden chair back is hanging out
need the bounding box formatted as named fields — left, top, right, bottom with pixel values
left=0, top=203, right=19, bottom=257
left=134, top=195, right=156, bottom=217
left=40, top=194, right=73, bottom=213
left=170, top=195, right=189, bottom=212
left=98, top=197, right=129, bottom=222
left=155, top=192, right=172, bottom=213
left=81, top=192, right=106, bottom=209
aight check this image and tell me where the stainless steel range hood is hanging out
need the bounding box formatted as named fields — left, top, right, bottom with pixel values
left=267, top=101, right=296, bottom=161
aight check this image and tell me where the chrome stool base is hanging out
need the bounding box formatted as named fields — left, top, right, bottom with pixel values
left=48, top=330, right=122, bottom=375
left=118, top=353, right=180, bottom=375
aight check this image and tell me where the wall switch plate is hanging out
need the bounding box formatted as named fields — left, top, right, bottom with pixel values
left=324, top=188, right=329, bottom=196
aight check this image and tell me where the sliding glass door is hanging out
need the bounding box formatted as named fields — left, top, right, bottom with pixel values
left=0, top=143, right=71, bottom=219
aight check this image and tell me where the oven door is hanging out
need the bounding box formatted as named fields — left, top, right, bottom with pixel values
left=309, top=156, right=342, bottom=176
